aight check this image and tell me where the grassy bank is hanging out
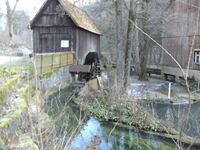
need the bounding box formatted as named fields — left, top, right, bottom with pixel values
left=0, top=85, right=33, bottom=128
left=75, top=97, right=174, bottom=133
left=0, top=66, right=31, bottom=78
left=0, top=75, right=20, bottom=104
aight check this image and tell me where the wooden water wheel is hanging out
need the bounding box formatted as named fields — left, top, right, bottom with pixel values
left=78, top=52, right=101, bottom=81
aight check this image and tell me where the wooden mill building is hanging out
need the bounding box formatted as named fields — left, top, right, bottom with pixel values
left=147, top=0, right=200, bottom=81
left=30, top=0, right=101, bottom=74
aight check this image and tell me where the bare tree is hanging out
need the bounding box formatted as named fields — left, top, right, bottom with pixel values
left=4, top=0, right=20, bottom=39
left=115, top=0, right=125, bottom=89
left=138, top=0, right=148, bottom=81
left=124, top=0, right=135, bottom=89
left=85, top=0, right=173, bottom=86
left=132, top=0, right=173, bottom=81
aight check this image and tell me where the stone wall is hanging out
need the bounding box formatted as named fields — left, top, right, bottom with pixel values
left=37, top=66, right=72, bottom=91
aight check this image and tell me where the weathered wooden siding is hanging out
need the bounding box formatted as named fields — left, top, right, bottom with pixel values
left=162, top=37, right=189, bottom=68
left=162, top=0, right=189, bottom=38
left=189, top=35, right=200, bottom=70
left=32, top=0, right=101, bottom=67
left=159, top=0, right=200, bottom=71
left=32, top=0, right=75, bottom=27
left=32, top=0, right=76, bottom=54
left=161, top=0, right=189, bottom=69
left=147, top=38, right=163, bottom=68
left=33, top=27, right=76, bottom=53
left=76, top=28, right=100, bottom=63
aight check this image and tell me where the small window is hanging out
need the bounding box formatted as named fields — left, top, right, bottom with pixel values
left=194, top=50, right=200, bottom=64
left=61, top=40, right=69, bottom=48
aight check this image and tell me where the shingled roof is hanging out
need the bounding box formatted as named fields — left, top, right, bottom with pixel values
left=30, top=0, right=101, bottom=35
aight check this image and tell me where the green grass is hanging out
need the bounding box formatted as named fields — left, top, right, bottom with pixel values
left=0, top=66, right=31, bottom=78
left=18, top=136, right=39, bottom=150
left=0, top=136, right=5, bottom=145
left=19, top=85, right=35, bottom=100
left=0, top=85, right=33, bottom=128
left=0, top=75, right=20, bottom=104
left=0, top=102, right=28, bottom=128
left=75, top=98, right=161, bottom=130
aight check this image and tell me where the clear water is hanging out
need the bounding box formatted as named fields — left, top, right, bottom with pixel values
left=67, top=117, right=181, bottom=150
left=146, top=101, right=200, bottom=138
left=47, top=86, right=200, bottom=150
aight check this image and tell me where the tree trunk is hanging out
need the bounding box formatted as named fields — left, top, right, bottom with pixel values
left=132, top=0, right=142, bottom=76
left=138, top=1, right=148, bottom=81
left=7, top=16, right=13, bottom=38
left=124, top=0, right=135, bottom=89
left=115, top=0, right=125, bottom=89
left=5, top=0, right=20, bottom=39
left=5, top=0, right=12, bottom=39
left=132, top=0, right=148, bottom=81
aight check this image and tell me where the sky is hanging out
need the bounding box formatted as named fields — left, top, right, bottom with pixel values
left=0, top=0, right=44, bottom=18
left=0, top=0, right=96, bottom=30
left=0, top=0, right=96, bottom=19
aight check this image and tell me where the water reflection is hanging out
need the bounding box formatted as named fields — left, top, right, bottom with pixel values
left=67, top=117, right=181, bottom=150
left=47, top=84, right=200, bottom=150
left=146, top=101, right=200, bottom=138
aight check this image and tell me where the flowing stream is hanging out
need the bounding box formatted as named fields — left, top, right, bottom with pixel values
left=146, top=101, right=200, bottom=138
left=47, top=86, right=200, bottom=150
left=67, top=117, right=179, bottom=150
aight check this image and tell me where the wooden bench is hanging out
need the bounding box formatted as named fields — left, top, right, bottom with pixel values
left=147, top=68, right=161, bottom=76
left=69, top=65, right=91, bottom=73
left=164, top=74, right=176, bottom=83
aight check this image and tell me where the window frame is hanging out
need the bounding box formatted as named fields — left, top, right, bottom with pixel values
left=194, top=49, right=200, bottom=64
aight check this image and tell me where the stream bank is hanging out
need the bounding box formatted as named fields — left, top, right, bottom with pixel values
left=44, top=85, right=180, bottom=150
left=73, top=85, right=200, bottom=148
left=34, top=79, right=200, bottom=150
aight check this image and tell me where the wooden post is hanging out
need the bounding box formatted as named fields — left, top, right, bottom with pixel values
left=59, top=53, right=61, bottom=68
left=168, top=82, right=172, bottom=99
left=67, top=53, right=69, bottom=65
left=40, top=55, right=43, bottom=75
left=51, top=55, right=53, bottom=70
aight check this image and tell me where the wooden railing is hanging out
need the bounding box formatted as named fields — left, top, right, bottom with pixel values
left=33, top=51, right=76, bottom=75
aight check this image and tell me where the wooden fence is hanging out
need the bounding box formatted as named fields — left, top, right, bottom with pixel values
left=33, top=51, right=75, bottom=75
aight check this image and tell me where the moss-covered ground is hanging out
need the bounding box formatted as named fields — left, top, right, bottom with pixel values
left=0, top=62, right=41, bottom=149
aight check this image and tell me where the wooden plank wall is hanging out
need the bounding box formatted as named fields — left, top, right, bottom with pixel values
left=32, top=0, right=76, bottom=54
left=162, top=37, right=189, bottom=68
left=33, top=27, right=76, bottom=53
left=76, top=28, right=100, bottom=63
left=189, top=36, right=200, bottom=70
left=161, top=0, right=200, bottom=70
left=32, top=0, right=75, bottom=27
left=147, top=38, right=163, bottom=68
left=32, top=0, right=101, bottom=67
